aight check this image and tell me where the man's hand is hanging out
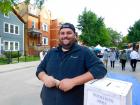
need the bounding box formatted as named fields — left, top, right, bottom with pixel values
left=59, top=78, right=76, bottom=92
left=38, top=72, right=60, bottom=88
left=44, top=76, right=60, bottom=88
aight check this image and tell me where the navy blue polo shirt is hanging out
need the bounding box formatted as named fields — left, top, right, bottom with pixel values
left=36, top=43, right=107, bottom=105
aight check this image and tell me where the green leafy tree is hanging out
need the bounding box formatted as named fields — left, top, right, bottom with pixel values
left=0, top=0, right=44, bottom=14
left=77, top=9, right=111, bottom=46
left=107, top=28, right=122, bottom=47
left=128, top=19, right=140, bottom=43
left=122, top=35, right=129, bottom=43
left=117, top=35, right=128, bottom=49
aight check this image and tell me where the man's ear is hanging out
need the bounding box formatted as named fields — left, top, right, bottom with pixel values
left=74, top=35, right=77, bottom=38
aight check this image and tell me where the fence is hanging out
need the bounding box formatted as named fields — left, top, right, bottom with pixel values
left=0, top=50, right=40, bottom=64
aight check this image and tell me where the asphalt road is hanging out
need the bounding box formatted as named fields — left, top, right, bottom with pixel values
left=0, top=60, right=140, bottom=105
left=0, top=66, right=42, bottom=105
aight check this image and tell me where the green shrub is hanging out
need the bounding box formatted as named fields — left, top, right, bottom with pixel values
left=0, top=57, right=8, bottom=64
left=4, top=51, right=22, bottom=58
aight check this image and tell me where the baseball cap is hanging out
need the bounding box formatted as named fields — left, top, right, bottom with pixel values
left=60, top=23, right=76, bottom=33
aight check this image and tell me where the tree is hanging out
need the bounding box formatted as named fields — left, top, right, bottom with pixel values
left=115, top=35, right=128, bottom=49
left=0, top=0, right=44, bottom=14
left=128, top=19, right=140, bottom=43
left=122, top=35, right=129, bottom=43
left=107, top=28, right=122, bottom=46
left=77, top=9, right=111, bottom=46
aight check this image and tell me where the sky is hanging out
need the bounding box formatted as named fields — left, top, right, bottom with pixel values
left=45, top=0, right=140, bottom=35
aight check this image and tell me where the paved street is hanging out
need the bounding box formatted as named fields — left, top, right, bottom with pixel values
left=0, top=61, right=42, bottom=105
left=0, top=60, right=140, bottom=105
left=107, top=60, right=140, bottom=82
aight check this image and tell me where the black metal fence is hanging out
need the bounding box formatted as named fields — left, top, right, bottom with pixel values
left=0, top=50, right=40, bottom=64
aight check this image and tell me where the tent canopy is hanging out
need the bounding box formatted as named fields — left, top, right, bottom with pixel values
left=94, top=44, right=102, bottom=50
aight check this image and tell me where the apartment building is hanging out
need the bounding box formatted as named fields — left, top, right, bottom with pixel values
left=15, top=2, right=60, bottom=55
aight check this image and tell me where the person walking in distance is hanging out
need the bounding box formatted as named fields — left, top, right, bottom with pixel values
left=109, top=49, right=116, bottom=68
left=119, top=50, right=127, bottom=71
left=36, top=23, right=107, bottom=105
left=115, top=50, right=120, bottom=60
left=130, top=48, right=139, bottom=72
left=103, top=49, right=109, bottom=69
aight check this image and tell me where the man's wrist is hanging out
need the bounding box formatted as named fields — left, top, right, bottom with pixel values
left=55, top=79, right=60, bottom=87
left=71, top=78, right=78, bottom=86
left=42, top=74, right=49, bottom=83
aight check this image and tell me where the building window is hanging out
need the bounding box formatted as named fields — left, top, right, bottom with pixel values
left=10, top=24, right=14, bottom=33
left=10, top=42, right=14, bottom=50
left=4, top=41, right=19, bottom=51
left=4, top=42, right=9, bottom=50
left=28, top=6, right=37, bottom=16
left=32, top=21, right=36, bottom=28
left=15, top=42, right=19, bottom=50
left=4, top=23, right=19, bottom=35
left=15, top=26, right=19, bottom=34
left=42, top=37, right=48, bottom=45
left=4, top=23, right=9, bottom=33
left=42, top=23, right=48, bottom=32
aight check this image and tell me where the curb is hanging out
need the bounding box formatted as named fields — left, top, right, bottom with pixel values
left=0, top=66, right=35, bottom=73
left=0, top=61, right=40, bottom=73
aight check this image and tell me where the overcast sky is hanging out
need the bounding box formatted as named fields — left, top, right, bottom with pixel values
left=46, top=0, right=140, bottom=35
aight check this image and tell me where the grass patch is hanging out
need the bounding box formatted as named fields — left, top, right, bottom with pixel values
left=0, top=56, right=40, bottom=65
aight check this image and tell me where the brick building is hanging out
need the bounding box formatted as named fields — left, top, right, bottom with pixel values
left=15, top=2, right=60, bottom=55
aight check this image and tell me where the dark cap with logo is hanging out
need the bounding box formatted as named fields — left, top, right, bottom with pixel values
left=60, top=23, right=76, bottom=33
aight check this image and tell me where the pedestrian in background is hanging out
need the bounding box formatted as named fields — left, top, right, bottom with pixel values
left=39, top=50, right=46, bottom=61
left=103, top=49, right=109, bottom=69
left=115, top=50, right=120, bottom=60
left=39, top=50, right=47, bottom=61
left=130, top=48, right=139, bottom=72
left=119, top=50, right=127, bottom=70
left=126, top=50, right=131, bottom=61
left=36, top=23, right=107, bottom=105
left=109, top=49, right=116, bottom=68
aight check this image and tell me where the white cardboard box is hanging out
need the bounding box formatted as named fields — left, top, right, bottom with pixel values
left=84, top=78, right=132, bottom=105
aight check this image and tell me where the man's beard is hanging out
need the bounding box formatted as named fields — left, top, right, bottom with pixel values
left=59, top=38, right=76, bottom=50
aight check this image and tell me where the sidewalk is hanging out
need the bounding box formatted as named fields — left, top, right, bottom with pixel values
left=0, top=61, right=40, bottom=73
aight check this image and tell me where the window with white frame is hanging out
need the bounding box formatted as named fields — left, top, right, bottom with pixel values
left=10, top=24, right=14, bottom=33
left=32, top=21, right=36, bottom=28
left=42, top=37, right=48, bottom=45
left=4, top=23, right=19, bottom=35
left=15, top=42, right=19, bottom=50
left=10, top=42, right=14, bottom=50
left=5, top=23, right=9, bottom=33
left=42, top=23, right=48, bottom=32
left=4, top=41, right=19, bottom=51
left=15, top=26, right=19, bottom=34
left=4, top=42, right=9, bottom=50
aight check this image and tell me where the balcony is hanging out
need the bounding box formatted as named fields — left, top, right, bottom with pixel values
left=28, top=28, right=41, bottom=37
